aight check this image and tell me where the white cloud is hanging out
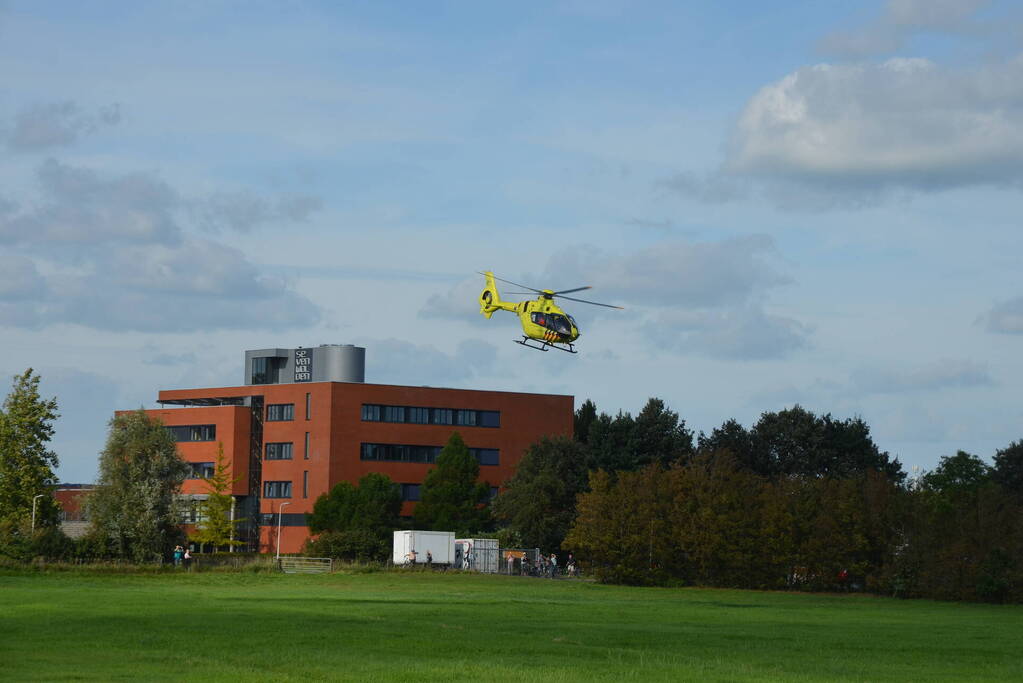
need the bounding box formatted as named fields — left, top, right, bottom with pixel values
left=0, top=160, right=321, bottom=332
left=819, top=0, right=992, bottom=57
left=362, top=338, right=498, bottom=386
left=729, top=57, right=1023, bottom=194
left=981, top=296, right=1023, bottom=333
left=4, top=101, right=121, bottom=152
left=547, top=236, right=790, bottom=308
left=191, top=191, right=322, bottom=233
left=424, top=237, right=809, bottom=361
left=645, top=307, right=811, bottom=360
left=851, top=359, right=994, bottom=394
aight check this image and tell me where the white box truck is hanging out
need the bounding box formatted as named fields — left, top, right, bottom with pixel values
left=392, top=530, right=455, bottom=566
left=455, top=538, right=500, bottom=573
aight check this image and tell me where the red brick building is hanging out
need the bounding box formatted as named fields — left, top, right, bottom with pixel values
left=141, top=345, right=573, bottom=553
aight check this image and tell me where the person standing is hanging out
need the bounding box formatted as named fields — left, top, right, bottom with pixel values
left=183, top=547, right=192, bottom=570
left=173, top=545, right=184, bottom=567
left=550, top=553, right=558, bottom=578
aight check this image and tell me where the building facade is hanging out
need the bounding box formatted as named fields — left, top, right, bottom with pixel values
left=140, top=345, right=573, bottom=554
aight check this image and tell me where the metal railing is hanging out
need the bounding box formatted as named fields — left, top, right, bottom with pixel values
left=279, top=556, right=332, bottom=574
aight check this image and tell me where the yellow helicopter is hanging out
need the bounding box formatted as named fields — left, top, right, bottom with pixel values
left=478, top=271, right=622, bottom=353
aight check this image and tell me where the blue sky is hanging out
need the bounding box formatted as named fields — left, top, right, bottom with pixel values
left=2, top=0, right=1021, bottom=482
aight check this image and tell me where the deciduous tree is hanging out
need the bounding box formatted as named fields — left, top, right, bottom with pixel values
left=87, top=410, right=189, bottom=562
left=414, top=432, right=491, bottom=536
left=492, top=436, right=588, bottom=552
left=0, top=369, right=60, bottom=528
left=191, top=443, right=243, bottom=552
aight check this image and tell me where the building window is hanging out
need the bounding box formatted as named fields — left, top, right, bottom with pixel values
left=265, top=442, right=293, bottom=460
left=266, top=403, right=294, bottom=421
left=305, top=392, right=311, bottom=420
left=489, top=486, right=499, bottom=501
left=263, top=481, right=292, bottom=498
left=303, top=471, right=309, bottom=499
left=186, top=462, right=215, bottom=479
left=251, top=357, right=269, bottom=385
left=166, top=425, right=216, bottom=442
left=360, top=443, right=499, bottom=466
left=383, top=405, right=405, bottom=422
left=399, top=483, right=421, bottom=501
left=304, top=432, right=310, bottom=460
left=360, top=404, right=500, bottom=428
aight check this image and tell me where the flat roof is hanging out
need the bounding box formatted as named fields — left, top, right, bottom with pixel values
left=157, top=381, right=572, bottom=404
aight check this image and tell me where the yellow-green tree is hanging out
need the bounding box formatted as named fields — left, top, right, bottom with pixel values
left=191, top=443, right=243, bottom=552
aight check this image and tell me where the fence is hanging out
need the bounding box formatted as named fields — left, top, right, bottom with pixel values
left=279, top=556, right=333, bottom=574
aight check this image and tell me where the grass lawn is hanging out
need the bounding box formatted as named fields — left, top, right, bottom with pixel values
left=1, top=568, right=1019, bottom=681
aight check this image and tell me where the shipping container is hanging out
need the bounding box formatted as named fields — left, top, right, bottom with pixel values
left=392, top=530, right=455, bottom=565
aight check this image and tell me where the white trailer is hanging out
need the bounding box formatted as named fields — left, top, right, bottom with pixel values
left=392, top=530, right=455, bottom=566
left=455, top=538, right=500, bottom=573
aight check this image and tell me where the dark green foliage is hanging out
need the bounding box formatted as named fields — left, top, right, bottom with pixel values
left=0, top=369, right=61, bottom=529
left=87, top=410, right=190, bottom=563
left=700, top=405, right=904, bottom=481
left=921, top=450, right=991, bottom=496
left=304, top=528, right=389, bottom=562
left=0, top=520, right=74, bottom=561
left=491, top=436, right=588, bottom=552
left=585, top=398, right=693, bottom=472
left=413, top=432, right=491, bottom=536
left=992, top=440, right=1023, bottom=501
left=629, top=398, right=694, bottom=467
left=305, top=472, right=401, bottom=562
left=573, top=399, right=597, bottom=444
left=565, top=457, right=1022, bottom=602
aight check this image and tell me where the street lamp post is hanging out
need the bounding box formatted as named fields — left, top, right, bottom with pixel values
left=31, top=494, right=44, bottom=532
left=275, top=501, right=291, bottom=563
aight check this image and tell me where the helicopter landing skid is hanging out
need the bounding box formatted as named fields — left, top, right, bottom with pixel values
left=515, top=337, right=577, bottom=354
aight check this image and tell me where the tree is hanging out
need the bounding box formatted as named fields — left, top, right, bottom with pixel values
left=574, top=399, right=598, bottom=444
left=0, top=369, right=61, bottom=529
left=87, top=410, right=190, bottom=562
left=413, top=432, right=491, bottom=536
left=628, top=398, right=694, bottom=468
left=305, top=472, right=402, bottom=561
left=750, top=406, right=904, bottom=481
left=307, top=472, right=401, bottom=536
left=585, top=398, right=694, bottom=472
left=491, top=436, right=588, bottom=552
left=992, top=440, right=1023, bottom=501
left=191, top=443, right=244, bottom=552
left=921, top=451, right=991, bottom=497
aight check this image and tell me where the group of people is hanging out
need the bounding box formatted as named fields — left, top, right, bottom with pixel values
left=517, top=552, right=577, bottom=578
left=172, top=545, right=192, bottom=569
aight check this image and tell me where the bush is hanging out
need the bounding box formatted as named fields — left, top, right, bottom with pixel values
left=304, top=529, right=389, bottom=562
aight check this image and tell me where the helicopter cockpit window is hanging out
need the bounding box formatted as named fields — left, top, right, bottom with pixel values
left=532, top=312, right=572, bottom=335
left=567, top=315, right=580, bottom=333
left=550, top=314, right=572, bottom=335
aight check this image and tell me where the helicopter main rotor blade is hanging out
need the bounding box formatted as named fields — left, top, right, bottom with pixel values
left=478, top=272, right=544, bottom=294
left=552, top=286, right=592, bottom=295
left=555, top=293, right=624, bottom=310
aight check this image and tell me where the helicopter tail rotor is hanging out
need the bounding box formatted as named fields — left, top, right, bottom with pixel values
left=478, top=271, right=502, bottom=319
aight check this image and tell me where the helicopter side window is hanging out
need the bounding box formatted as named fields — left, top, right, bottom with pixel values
left=530, top=312, right=547, bottom=328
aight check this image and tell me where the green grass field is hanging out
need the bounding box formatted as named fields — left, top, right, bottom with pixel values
left=2, top=568, right=1019, bottom=681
